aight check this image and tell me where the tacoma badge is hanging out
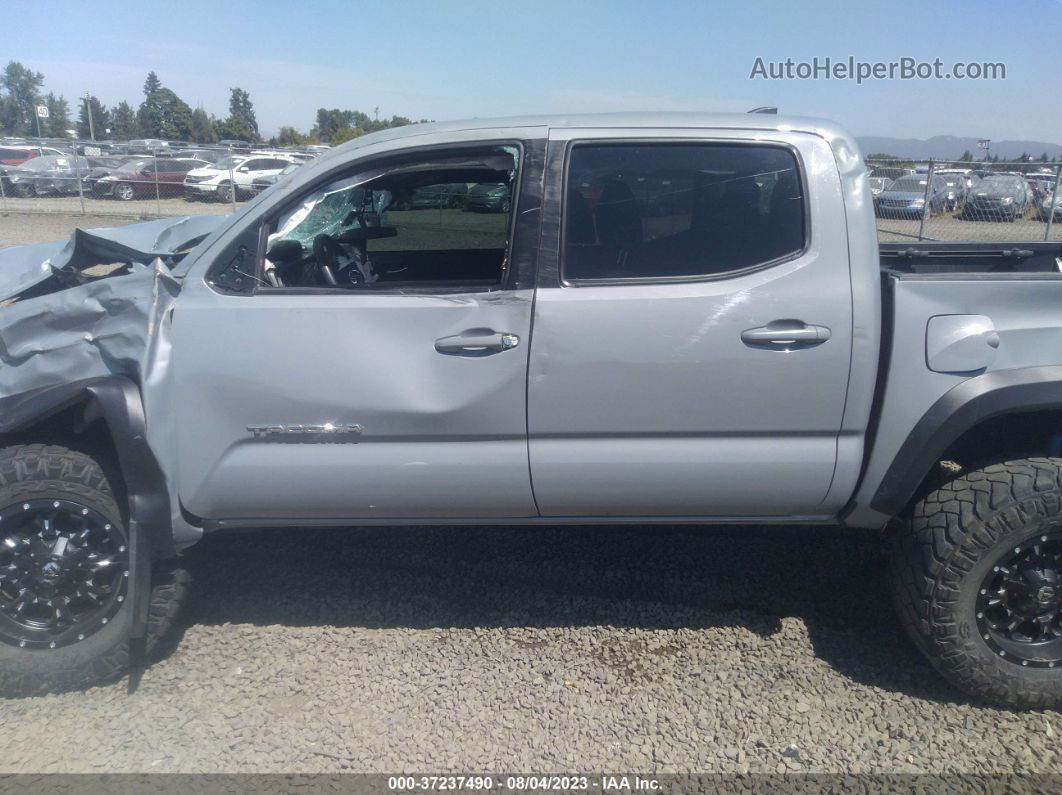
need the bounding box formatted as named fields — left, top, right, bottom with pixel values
left=246, top=423, right=363, bottom=440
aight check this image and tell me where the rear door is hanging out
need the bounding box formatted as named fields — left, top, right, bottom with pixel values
left=527, top=128, right=854, bottom=518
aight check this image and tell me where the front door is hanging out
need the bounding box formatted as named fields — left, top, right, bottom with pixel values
left=527, top=129, right=854, bottom=518
left=172, top=141, right=540, bottom=521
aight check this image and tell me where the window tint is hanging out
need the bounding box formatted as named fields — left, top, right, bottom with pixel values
left=563, top=143, right=805, bottom=282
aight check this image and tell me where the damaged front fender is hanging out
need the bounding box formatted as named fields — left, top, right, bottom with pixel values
left=0, top=215, right=226, bottom=551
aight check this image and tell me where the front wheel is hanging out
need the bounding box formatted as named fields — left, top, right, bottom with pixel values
left=0, top=444, right=188, bottom=696
left=889, top=458, right=1062, bottom=708
left=113, top=182, right=135, bottom=201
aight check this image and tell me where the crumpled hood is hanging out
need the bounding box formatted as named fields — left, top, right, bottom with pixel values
left=0, top=214, right=224, bottom=399
left=0, top=215, right=223, bottom=301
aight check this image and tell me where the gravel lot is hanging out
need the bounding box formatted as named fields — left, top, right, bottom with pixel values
left=0, top=525, right=1059, bottom=775
left=0, top=209, right=1059, bottom=777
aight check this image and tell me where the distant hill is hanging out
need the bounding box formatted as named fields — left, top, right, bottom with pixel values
left=856, top=135, right=1062, bottom=161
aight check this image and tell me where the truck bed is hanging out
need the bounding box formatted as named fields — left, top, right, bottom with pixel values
left=880, top=241, right=1062, bottom=275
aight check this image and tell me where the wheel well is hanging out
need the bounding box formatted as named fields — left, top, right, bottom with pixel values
left=0, top=402, right=127, bottom=517
left=910, top=409, right=1062, bottom=507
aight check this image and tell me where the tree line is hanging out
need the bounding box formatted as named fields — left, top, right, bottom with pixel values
left=865, top=150, right=1061, bottom=165
left=0, top=60, right=427, bottom=146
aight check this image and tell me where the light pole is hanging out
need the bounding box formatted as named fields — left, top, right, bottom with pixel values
left=83, top=94, right=95, bottom=141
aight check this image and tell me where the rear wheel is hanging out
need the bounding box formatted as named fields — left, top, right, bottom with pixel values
left=217, top=184, right=234, bottom=203
left=0, top=444, right=188, bottom=696
left=889, top=458, right=1062, bottom=708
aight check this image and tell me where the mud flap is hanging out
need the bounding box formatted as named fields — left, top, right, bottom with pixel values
left=126, top=513, right=151, bottom=693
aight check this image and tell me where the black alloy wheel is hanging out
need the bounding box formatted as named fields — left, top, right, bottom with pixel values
left=0, top=499, right=128, bottom=650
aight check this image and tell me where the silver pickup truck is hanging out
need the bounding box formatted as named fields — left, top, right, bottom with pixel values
left=1, top=112, right=1061, bottom=707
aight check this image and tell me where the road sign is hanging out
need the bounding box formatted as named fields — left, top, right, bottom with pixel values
left=35, top=105, right=49, bottom=119
left=977, top=139, right=990, bottom=149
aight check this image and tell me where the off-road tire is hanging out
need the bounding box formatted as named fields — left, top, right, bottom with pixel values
left=0, top=444, right=188, bottom=697
left=889, top=458, right=1062, bottom=708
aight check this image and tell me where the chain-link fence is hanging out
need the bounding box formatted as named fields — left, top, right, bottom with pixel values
left=3, top=143, right=1062, bottom=245
left=0, top=142, right=316, bottom=222
left=868, top=159, right=1062, bottom=242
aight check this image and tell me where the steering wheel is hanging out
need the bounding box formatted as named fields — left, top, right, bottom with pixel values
left=312, top=234, right=370, bottom=287
left=311, top=234, right=343, bottom=286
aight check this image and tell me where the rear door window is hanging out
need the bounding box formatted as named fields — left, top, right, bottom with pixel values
left=563, top=143, right=806, bottom=283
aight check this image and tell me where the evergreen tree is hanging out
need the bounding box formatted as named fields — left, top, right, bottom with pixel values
left=110, top=101, right=138, bottom=140
left=136, top=73, right=193, bottom=139
left=44, top=93, right=71, bottom=138
left=224, top=87, right=258, bottom=141
left=0, top=61, right=45, bottom=136
left=276, top=126, right=305, bottom=146
left=189, top=107, right=217, bottom=143
left=76, top=95, right=108, bottom=139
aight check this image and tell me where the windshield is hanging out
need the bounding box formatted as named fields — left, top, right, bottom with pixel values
left=19, top=156, right=86, bottom=171
left=212, top=156, right=244, bottom=171
left=18, top=157, right=55, bottom=171
left=979, top=176, right=1020, bottom=191
left=889, top=177, right=926, bottom=192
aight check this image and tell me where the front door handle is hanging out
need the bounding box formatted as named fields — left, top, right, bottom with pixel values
left=435, top=330, right=520, bottom=355
left=741, top=320, right=831, bottom=348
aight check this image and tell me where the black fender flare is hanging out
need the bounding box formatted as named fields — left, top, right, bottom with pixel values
left=869, top=365, right=1062, bottom=516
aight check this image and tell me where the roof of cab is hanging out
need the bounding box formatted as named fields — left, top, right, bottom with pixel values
left=322, top=111, right=857, bottom=159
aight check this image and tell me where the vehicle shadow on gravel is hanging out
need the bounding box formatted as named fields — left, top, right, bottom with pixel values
left=178, top=524, right=965, bottom=705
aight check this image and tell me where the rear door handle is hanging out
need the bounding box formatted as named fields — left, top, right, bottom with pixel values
left=435, top=330, right=520, bottom=355
left=741, top=321, right=831, bottom=348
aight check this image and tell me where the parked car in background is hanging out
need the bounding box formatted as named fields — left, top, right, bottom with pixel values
left=1038, top=193, right=1062, bottom=222
left=184, top=154, right=298, bottom=201
left=873, top=174, right=950, bottom=217
left=868, top=165, right=914, bottom=181
left=465, top=181, right=512, bottom=212
left=1024, top=174, right=1056, bottom=204
left=94, top=157, right=211, bottom=200
left=126, top=139, right=169, bottom=155
left=935, top=171, right=970, bottom=211
left=961, top=174, right=1033, bottom=221
left=395, top=182, right=470, bottom=209
left=169, top=148, right=228, bottom=164
left=248, top=162, right=301, bottom=196
left=0, top=145, right=67, bottom=166
left=4, top=155, right=94, bottom=197
left=79, top=156, right=139, bottom=194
